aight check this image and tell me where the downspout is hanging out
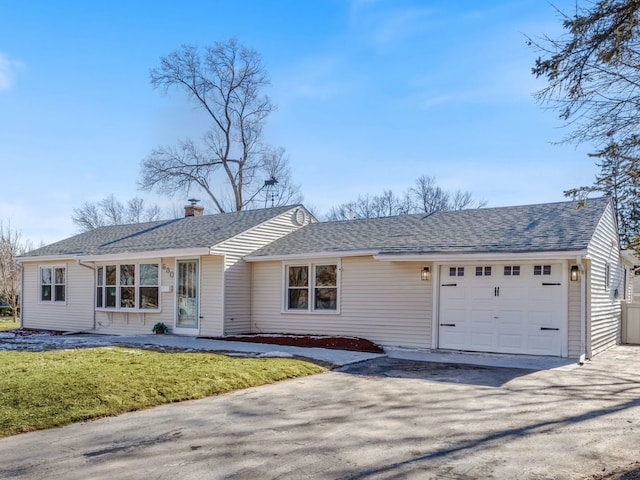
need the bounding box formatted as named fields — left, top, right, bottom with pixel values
left=77, top=259, right=96, bottom=331
left=577, top=255, right=586, bottom=364
left=19, top=263, right=24, bottom=328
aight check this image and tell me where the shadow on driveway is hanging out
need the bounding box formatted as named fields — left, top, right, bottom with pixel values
left=338, top=357, right=536, bottom=387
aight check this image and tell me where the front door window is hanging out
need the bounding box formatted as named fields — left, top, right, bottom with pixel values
left=176, top=260, right=199, bottom=329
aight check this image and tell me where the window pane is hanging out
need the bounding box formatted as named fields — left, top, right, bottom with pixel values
left=315, top=265, right=336, bottom=287
left=140, top=264, right=158, bottom=286
left=288, top=266, right=308, bottom=287
left=96, top=287, right=103, bottom=308
left=55, top=285, right=65, bottom=302
left=41, top=285, right=51, bottom=302
left=485, top=266, right=491, bottom=276
left=120, top=264, right=135, bottom=286
left=315, top=288, right=337, bottom=310
left=513, top=266, right=520, bottom=276
left=139, top=287, right=159, bottom=309
left=41, top=268, right=51, bottom=285
left=54, top=267, right=65, bottom=284
left=106, top=286, right=117, bottom=307
left=504, top=266, right=512, bottom=276
left=543, top=265, right=551, bottom=275
left=120, top=287, right=135, bottom=308
left=449, top=267, right=456, bottom=277
left=534, top=265, right=542, bottom=276
left=106, top=265, right=117, bottom=285
left=476, top=266, right=483, bottom=276
left=288, top=289, right=308, bottom=309
left=97, top=267, right=104, bottom=286
left=457, top=267, right=465, bottom=276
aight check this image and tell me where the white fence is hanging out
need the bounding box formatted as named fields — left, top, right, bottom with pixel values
left=622, top=303, right=640, bottom=344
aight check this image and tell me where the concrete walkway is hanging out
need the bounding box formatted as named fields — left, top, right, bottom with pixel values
left=1, top=345, right=639, bottom=479
left=1, top=331, right=585, bottom=369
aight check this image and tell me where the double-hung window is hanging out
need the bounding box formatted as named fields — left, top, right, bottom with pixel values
left=40, top=266, right=66, bottom=303
left=96, top=263, right=160, bottom=311
left=285, top=261, right=339, bottom=313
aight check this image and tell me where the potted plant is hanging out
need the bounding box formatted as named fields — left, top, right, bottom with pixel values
left=152, top=322, right=169, bottom=334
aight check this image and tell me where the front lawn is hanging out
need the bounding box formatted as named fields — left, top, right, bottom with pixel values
left=0, top=347, right=325, bottom=437
left=0, top=320, right=20, bottom=331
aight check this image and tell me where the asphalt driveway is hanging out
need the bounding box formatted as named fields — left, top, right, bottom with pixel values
left=2, top=346, right=640, bottom=479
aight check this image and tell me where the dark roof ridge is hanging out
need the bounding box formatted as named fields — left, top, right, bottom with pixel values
left=99, top=218, right=183, bottom=248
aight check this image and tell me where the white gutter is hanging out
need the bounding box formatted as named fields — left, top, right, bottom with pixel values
left=80, top=248, right=211, bottom=262
left=374, top=250, right=589, bottom=262
left=245, top=249, right=380, bottom=262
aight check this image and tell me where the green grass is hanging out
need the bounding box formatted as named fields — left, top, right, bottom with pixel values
left=0, top=319, right=20, bottom=331
left=0, top=347, right=325, bottom=437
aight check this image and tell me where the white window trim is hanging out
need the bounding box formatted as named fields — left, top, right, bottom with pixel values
left=282, top=259, right=341, bottom=314
left=38, top=265, right=67, bottom=305
left=95, top=262, right=162, bottom=313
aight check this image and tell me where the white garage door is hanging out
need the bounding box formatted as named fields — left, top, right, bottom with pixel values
left=438, top=263, right=564, bottom=356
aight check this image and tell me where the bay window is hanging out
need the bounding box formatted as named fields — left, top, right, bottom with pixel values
left=96, top=263, right=160, bottom=311
left=285, top=261, right=339, bottom=313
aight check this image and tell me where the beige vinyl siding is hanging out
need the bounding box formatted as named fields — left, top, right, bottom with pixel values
left=94, top=257, right=175, bottom=335
left=21, top=260, right=94, bottom=331
left=252, top=256, right=432, bottom=348
left=587, top=203, right=623, bottom=356
left=211, top=207, right=313, bottom=335
left=567, top=262, right=583, bottom=358
left=199, top=255, right=225, bottom=337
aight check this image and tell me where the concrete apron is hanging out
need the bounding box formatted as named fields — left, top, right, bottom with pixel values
left=385, top=346, right=580, bottom=370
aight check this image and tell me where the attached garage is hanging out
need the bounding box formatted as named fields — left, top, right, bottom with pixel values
left=438, top=263, right=564, bottom=356
left=243, top=197, right=629, bottom=360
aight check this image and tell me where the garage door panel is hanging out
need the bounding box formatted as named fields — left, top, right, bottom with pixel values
left=438, top=263, right=564, bottom=356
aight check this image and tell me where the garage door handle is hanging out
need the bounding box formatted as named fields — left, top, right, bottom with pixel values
left=441, top=283, right=457, bottom=287
left=440, top=323, right=456, bottom=327
left=542, top=282, right=561, bottom=286
left=540, top=327, right=559, bottom=331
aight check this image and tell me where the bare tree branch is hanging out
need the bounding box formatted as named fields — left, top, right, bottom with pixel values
left=141, top=39, right=298, bottom=212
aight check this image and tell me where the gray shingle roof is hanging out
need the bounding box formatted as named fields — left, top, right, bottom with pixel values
left=249, top=198, right=612, bottom=258
left=22, top=205, right=298, bottom=258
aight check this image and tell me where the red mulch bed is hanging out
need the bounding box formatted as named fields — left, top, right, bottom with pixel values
left=209, top=334, right=384, bottom=353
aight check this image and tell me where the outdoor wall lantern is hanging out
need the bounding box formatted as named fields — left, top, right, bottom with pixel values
left=421, top=266, right=431, bottom=281
left=570, top=265, right=580, bottom=282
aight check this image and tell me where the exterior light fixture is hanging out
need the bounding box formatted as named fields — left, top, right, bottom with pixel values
left=570, top=265, right=580, bottom=282
left=421, top=266, right=431, bottom=281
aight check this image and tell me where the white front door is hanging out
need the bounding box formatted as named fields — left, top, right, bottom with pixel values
left=438, top=263, right=564, bottom=356
left=174, top=259, right=199, bottom=335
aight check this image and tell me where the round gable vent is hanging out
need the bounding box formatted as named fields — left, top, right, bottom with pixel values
left=293, top=208, right=308, bottom=226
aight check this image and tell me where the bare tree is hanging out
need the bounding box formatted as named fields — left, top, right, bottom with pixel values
left=326, top=176, right=485, bottom=220
left=0, top=222, right=29, bottom=321
left=140, top=39, right=301, bottom=212
left=72, top=195, right=164, bottom=232
left=410, top=176, right=450, bottom=213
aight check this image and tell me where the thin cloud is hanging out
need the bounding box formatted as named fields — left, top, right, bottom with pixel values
left=350, top=1, right=434, bottom=48
left=0, top=52, right=23, bottom=91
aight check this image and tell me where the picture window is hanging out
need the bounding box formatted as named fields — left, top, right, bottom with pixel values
left=286, top=262, right=339, bottom=312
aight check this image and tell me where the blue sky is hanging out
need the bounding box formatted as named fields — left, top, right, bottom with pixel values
left=1, top=0, right=595, bottom=245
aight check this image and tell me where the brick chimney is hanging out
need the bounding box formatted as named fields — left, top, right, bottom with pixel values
left=184, top=199, right=204, bottom=217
